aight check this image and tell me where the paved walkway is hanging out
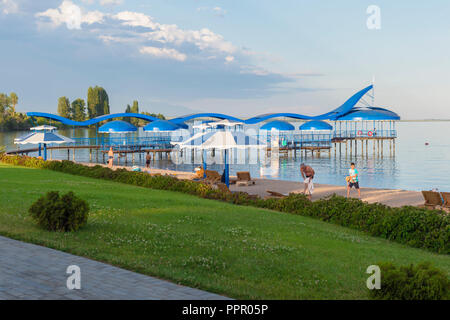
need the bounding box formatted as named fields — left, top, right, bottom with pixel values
left=0, top=236, right=229, bottom=300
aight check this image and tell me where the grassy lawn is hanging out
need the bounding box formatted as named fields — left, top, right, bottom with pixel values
left=1, top=162, right=449, bottom=299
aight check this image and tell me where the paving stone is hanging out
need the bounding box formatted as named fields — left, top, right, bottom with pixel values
left=0, top=236, right=231, bottom=300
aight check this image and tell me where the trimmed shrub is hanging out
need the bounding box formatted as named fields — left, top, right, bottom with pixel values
left=369, top=262, right=450, bottom=300
left=1, top=154, right=449, bottom=253
left=29, top=191, right=89, bottom=232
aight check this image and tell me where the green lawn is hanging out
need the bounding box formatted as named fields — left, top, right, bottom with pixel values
left=0, top=163, right=449, bottom=299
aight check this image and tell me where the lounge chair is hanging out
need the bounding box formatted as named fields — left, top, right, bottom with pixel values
left=440, top=192, right=450, bottom=209
left=236, top=171, right=256, bottom=186
left=421, top=191, right=442, bottom=209
left=204, top=170, right=221, bottom=184
left=265, top=190, right=287, bottom=199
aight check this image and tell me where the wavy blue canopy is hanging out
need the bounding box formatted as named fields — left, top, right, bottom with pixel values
left=27, top=112, right=160, bottom=126
left=299, top=120, right=333, bottom=131
left=260, top=120, right=295, bottom=131
left=170, top=113, right=244, bottom=124
left=143, top=120, right=182, bottom=132
left=98, top=121, right=137, bottom=133
left=27, top=85, right=400, bottom=126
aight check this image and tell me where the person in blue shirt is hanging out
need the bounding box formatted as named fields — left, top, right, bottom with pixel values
left=346, top=162, right=361, bottom=199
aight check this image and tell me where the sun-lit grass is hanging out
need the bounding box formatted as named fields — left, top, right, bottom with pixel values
left=0, top=163, right=449, bottom=299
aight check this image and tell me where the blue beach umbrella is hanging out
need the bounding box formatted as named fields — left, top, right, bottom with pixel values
left=98, top=120, right=137, bottom=133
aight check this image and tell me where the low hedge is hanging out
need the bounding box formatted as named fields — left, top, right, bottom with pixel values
left=1, top=154, right=449, bottom=254
left=369, top=262, right=449, bottom=300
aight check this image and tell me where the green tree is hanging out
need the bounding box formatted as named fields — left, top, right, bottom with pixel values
left=57, top=97, right=71, bottom=119
left=130, top=100, right=139, bottom=114
left=130, top=100, right=139, bottom=125
left=0, top=93, right=10, bottom=114
left=123, top=104, right=132, bottom=122
left=9, top=92, right=18, bottom=115
left=71, top=98, right=86, bottom=122
left=87, top=86, right=110, bottom=119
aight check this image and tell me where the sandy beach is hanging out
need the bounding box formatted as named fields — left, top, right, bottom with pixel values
left=77, top=162, right=424, bottom=208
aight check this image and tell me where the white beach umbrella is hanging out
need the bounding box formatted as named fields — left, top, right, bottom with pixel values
left=178, top=131, right=266, bottom=187
left=14, top=131, right=74, bottom=160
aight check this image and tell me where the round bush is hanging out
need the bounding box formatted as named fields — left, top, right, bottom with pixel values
left=369, top=262, right=449, bottom=300
left=29, top=191, right=89, bottom=232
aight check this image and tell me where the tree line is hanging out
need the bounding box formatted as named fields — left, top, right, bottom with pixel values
left=57, top=86, right=110, bottom=121
left=0, top=92, right=29, bottom=131
left=57, top=86, right=165, bottom=125
left=0, top=86, right=166, bottom=132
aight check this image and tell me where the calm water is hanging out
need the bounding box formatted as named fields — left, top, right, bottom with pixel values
left=1, top=121, right=449, bottom=191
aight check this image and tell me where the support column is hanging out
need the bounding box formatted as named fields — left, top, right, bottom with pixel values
left=366, top=140, right=368, bottom=158
left=350, top=140, right=353, bottom=158
left=361, top=139, right=364, bottom=157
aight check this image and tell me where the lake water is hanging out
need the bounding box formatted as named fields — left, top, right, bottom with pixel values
left=1, top=121, right=449, bottom=192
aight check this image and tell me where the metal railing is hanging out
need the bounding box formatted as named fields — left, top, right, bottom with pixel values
left=333, top=130, right=397, bottom=139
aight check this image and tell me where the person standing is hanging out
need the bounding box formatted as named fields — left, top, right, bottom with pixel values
left=107, top=147, right=114, bottom=168
left=145, top=152, right=151, bottom=169
left=300, top=163, right=315, bottom=200
left=346, top=162, right=361, bottom=199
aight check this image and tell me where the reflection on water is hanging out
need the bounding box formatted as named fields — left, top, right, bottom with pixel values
left=1, top=121, right=449, bottom=191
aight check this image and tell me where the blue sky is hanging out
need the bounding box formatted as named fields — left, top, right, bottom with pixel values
left=0, top=0, right=449, bottom=119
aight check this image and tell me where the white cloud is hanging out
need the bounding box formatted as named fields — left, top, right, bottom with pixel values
left=100, top=0, right=123, bottom=6
left=212, top=7, right=227, bottom=17
left=112, top=11, right=236, bottom=55
left=225, top=55, right=234, bottom=63
left=197, top=6, right=227, bottom=17
left=112, top=11, right=158, bottom=29
left=36, top=0, right=104, bottom=30
left=139, top=46, right=187, bottom=61
left=36, top=4, right=237, bottom=63
left=1, top=0, right=18, bottom=15
left=240, top=65, right=271, bottom=76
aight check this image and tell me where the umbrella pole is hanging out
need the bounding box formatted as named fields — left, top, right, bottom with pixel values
left=203, top=150, right=207, bottom=178
left=225, top=149, right=230, bottom=188
left=43, top=144, right=47, bottom=161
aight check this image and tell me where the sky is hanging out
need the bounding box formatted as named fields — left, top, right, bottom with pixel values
left=0, top=0, right=449, bottom=119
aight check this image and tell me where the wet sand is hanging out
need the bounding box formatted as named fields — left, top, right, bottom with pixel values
left=77, top=162, right=424, bottom=208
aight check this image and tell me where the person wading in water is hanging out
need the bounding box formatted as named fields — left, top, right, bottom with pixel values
left=107, top=147, right=114, bottom=168
left=145, top=152, right=151, bottom=169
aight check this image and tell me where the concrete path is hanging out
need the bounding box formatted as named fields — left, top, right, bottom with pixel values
left=230, top=179, right=424, bottom=207
left=0, top=236, right=229, bottom=300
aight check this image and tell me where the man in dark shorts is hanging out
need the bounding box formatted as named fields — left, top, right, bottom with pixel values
left=300, top=163, right=315, bottom=200
left=145, top=152, right=151, bottom=168
left=346, top=162, right=361, bottom=199
left=107, top=147, right=114, bottom=168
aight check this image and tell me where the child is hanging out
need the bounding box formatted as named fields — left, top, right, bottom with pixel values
left=346, top=162, right=361, bottom=199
